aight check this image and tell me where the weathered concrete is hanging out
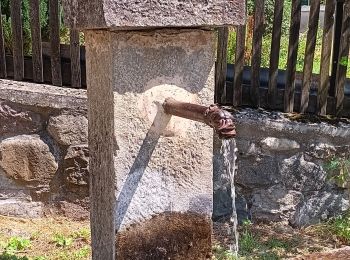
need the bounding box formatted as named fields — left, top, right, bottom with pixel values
left=62, top=0, right=245, bottom=30
left=84, top=29, right=215, bottom=259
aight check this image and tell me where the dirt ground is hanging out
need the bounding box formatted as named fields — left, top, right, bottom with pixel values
left=0, top=215, right=349, bottom=259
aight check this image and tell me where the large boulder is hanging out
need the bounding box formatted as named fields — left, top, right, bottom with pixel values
left=0, top=102, right=42, bottom=137
left=47, top=114, right=88, bottom=146
left=0, top=135, right=58, bottom=184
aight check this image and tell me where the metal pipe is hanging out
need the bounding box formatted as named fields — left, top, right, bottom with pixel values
left=163, top=97, right=236, bottom=139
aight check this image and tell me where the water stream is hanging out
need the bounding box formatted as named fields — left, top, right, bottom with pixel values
left=220, top=139, right=239, bottom=255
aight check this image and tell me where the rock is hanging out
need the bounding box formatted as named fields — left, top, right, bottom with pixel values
left=290, top=190, right=349, bottom=227
left=0, top=200, right=43, bottom=218
left=0, top=102, right=42, bottom=137
left=236, top=156, right=280, bottom=189
left=251, top=185, right=302, bottom=222
left=47, top=114, right=88, bottom=146
left=64, top=145, right=89, bottom=186
left=0, top=135, right=58, bottom=183
left=280, top=154, right=327, bottom=192
left=62, top=0, right=245, bottom=29
left=307, top=143, right=337, bottom=159
left=260, top=137, right=300, bottom=151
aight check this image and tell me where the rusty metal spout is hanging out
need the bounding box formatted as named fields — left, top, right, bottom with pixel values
left=162, top=98, right=236, bottom=139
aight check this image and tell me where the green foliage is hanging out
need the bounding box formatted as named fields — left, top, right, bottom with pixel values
left=73, top=246, right=90, bottom=259
left=0, top=237, right=31, bottom=260
left=72, top=228, right=90, bottom=242
left=3, top=237, right=31, bottom=255
left=326, top=212, right=350, bottom=243
left=0, top=253, right=29, bottom=260
left=1, top=0, right=49, bottom=55
left=0, top=0, right=72, bottom=55
left=52, top=233, right=73, bottom=248
left=325, top=157, right=350, bottom=188
left=247, top=0, right=292, bottom=35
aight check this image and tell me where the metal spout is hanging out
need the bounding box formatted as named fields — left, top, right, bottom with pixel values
left=162, top=98, right=236, bottom=139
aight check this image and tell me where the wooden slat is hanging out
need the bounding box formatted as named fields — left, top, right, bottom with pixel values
left=10, top=0, right=24, bottom=80
left=268, top=0, right=284, bottom=109
left=317, top=0, right=336, bottom=115
left=284, top=0, right=301, bottom=113
left=335, top=0, right=350, bottom=116
left=215, top=27, right=228, bottom=104
left=233, top=25, right=246, bottom=107
left=0, top=1, right=7, bottom=78
left=49, top=0, right=62, bottom=86
left=29, top=0, right=44, bottom=82
left=251, top=0, right=265, bottom=108
left=70, top=29, right=81, bottom=88
left=300, top=0, right=321, bottom=113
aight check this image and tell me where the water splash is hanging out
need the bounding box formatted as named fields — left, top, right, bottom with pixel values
left=220, top=139, right=239, bottom=255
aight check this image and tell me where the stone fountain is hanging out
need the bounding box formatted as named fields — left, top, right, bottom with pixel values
left=62, top=1, right=245, bottom=259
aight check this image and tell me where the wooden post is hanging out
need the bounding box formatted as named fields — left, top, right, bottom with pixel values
left=0, top=1, right=7, bottom=78
left=85, top=31, right=116, bottom=260
left=10, top=0, right=24, bottom=81
left=215, top=27, right=228, bottom=104
left=318, top=0, right=336, bottom=115
left=251, top=0, right=265, bottom=108
left=284, top=0, right=301, bottom=113
left=300, top=0, right=321, bottom=113
left=268, top=0, right=284, bottom=109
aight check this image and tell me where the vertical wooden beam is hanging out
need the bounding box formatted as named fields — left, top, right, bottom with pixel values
left=251, top=0, right=265, bottom=108
left=284, top=0, right=301, bottom=113
left=318, top=0, right=336, bottom=115
left=335, top=0, right=350, bottom=116
left=233, top=25, right=246, bottom=107
left=49, top=0, right=62, bottom=86
left=85, top=31, right=116, bottom=260
left=300, top=0, right=321, bottom=113
left=215, top=27, right=228, bottom=104
left=70, top=29, right=82, bottom=88
left=0, top=1, right=7, bottom=78
left=268, top=0, right=284, bottom=109
left=29, top=0, right=44, bottom=82
left=10, top=0, right=24, bottom=81
left=329, top=0, right=345, bottom=97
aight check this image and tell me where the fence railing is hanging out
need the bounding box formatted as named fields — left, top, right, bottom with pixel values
left=0, top=0, right=349, bottom=117
left=0, top=0, right=82, bottom=88
left=215, top=0, right=350, bottom=117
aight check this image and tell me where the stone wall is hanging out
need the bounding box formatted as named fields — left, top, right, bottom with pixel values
left=214, top=109, right=350, bottom=227
left=1, top=80, right=350, bottom=226
left=0, top=80, right=89, bottom=219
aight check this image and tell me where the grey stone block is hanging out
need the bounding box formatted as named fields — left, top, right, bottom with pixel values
left=62, top=0, right=245, bottom=29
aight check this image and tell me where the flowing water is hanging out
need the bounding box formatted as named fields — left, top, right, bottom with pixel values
left=220, top=139, right=239, bottom=255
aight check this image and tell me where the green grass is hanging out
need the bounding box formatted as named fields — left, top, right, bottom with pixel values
left=326, top=212, right=350, bottom=243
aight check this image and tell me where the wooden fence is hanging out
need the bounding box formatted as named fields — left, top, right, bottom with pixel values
left=0, top=0, right=349, bottom=117
left=215, top=0, right=350, bottom=117
left=0, top=0, right=82, bottom=88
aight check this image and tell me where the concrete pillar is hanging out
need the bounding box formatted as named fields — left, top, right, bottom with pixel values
left=62, top=1, right=245, bottom=259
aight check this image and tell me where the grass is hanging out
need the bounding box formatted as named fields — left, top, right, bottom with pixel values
left=0, top=216, right=91, bottom=260
left=0, top=214, right=350, bottom=260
